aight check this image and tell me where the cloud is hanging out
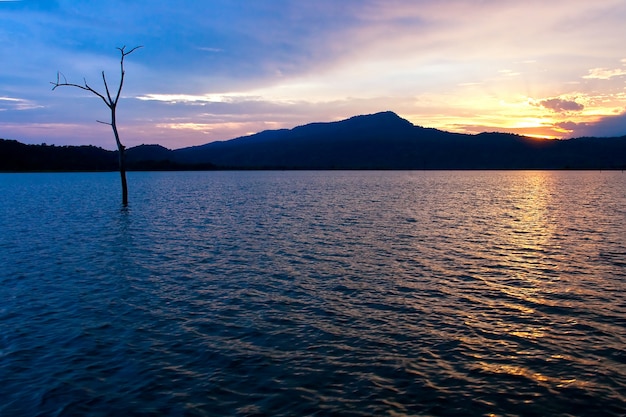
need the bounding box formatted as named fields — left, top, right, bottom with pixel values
left=196, top=47, right=223, bottom=53
left=582, top=57, right=626, bottom=79
left=536, top=98, right=584, bottom=113
left=583, top=67, right=626, bottom=80
left=0, top=96, right=42, bottom=111
left=0, top=96, right=21, bottom=103
left=560, top=109, right=626, bottom=138
left=556, top=121, right=581, bottom=132
left=135, top=93, right=258, bottom=104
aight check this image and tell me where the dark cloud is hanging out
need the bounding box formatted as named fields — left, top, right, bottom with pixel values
left=557, top=121, right=582, bottom=132
left=538, top=98, right=584, bottom=113
left=561, top=109, right=626, bottom=138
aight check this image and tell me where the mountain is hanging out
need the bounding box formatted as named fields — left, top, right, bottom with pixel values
left=125, top=144, right=216, bottom=170
left=170, top=111, right=626, bottom=169
left=2, top=111, right=626, bottom=171
left=172, top=111, right=424, bottom=168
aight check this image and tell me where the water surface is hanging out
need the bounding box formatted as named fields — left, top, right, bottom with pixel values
left=1, top=171, right=625, bottom=416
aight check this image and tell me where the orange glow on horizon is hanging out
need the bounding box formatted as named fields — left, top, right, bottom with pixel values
left=404, top=92, right=625, bottom=140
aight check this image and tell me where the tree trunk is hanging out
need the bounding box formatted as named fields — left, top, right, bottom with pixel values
left=118, top=146, right=128, bottom=206
left=111, top=108, right=128, bottom=206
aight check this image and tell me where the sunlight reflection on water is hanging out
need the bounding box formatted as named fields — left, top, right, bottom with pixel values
left=1, top=170, right=625, bottom=416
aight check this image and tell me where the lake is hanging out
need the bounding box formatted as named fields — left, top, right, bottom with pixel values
left=1, top=170, right=625, bottom=416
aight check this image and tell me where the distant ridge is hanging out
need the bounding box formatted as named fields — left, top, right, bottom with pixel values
left=0, top=139, right=117, bottom=171
left=168, top=111, right=626, bottom=169
left=2, top=111, right=626, bottom=171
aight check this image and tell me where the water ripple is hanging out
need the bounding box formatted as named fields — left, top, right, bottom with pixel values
left=1, top=171, right=625, bottom=416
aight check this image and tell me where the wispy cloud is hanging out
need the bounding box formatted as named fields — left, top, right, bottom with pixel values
left=135, top=93, right=261, bottom=105
left=0, top=96, right=43, bottom=111
left=583, top=67, right=626, bottom=80
left=196, top=47, right=223, bottom=53
left=583, top=58, right=626, bottom=79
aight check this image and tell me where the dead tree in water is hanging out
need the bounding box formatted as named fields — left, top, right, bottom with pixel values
left=52, top=45, right=142, bottom=206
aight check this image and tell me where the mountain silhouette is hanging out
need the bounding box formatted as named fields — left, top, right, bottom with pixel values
left=2, top=111, right=625, bottom=171
left=169, top=111, right=626, bottom=169
left=0, top=140, right=117, bottom=171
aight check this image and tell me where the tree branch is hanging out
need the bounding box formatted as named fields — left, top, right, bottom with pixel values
left=113, top=45, right=143, bottom=105
left=51, top=71, right=111, bottom=108
left=102, top=71, right=114, bottom=105
left=50, top=46, right=142, bottom=109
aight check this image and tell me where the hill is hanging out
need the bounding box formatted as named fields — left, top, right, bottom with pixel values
left=1, top=111, right=625, bottom=171
left=170, top=111, right=626, bottom=169
left=0, top=140, right=118, bottom=171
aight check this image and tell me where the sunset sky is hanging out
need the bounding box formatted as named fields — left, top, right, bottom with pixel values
left=1, top=0, right=626, bottom=150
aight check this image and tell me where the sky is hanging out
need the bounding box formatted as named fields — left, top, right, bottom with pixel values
left=1, top=0, right=626, bottom=150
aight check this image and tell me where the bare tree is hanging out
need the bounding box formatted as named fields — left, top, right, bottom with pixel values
left=52, top=45, right=142, bottom=206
